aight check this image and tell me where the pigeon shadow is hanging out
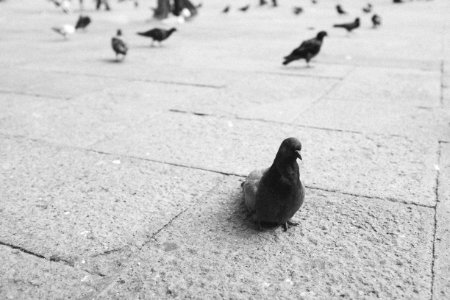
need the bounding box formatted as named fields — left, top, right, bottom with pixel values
left=221, top=183, right=281, bottom=236
left=100, top=58, right=124, bottom=64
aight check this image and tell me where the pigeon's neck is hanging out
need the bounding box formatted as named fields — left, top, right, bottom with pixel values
left=271, top=156, right=300, bottom=180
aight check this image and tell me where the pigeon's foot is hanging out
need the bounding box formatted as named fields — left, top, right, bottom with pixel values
left=282, top=220, right=299, bottom=231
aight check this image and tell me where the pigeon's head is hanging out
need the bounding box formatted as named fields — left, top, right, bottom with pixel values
left=117, top=29, right=122, bottom=36
left=316, top=31, right=328, bottom=39
left=277, top=137, right=302, bottom=161
left=170, top=27, right=177, bottom=33
left=355, top=18, right=360, bottom=24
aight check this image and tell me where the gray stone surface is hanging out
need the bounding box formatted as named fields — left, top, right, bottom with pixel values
left=93, top=112, right=438, bottom=205
left=0, top=245, right=101, bottom=300
left=0, top=136, right=223, bottom=275
left=0, top=0, right=449, bottom=298
left=293, top=98, right=450, bottom=139
left=99, top=176, right=434, bottom=299
left=434, top=142, right=450, bottom=299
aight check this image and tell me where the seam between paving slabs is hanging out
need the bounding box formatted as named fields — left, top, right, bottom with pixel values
left=0, top=241, right=106, bottom=278
left=16, top=68, right=226, bottom=90
left=90, top=179, right=226, bottom=300
left=0, top=89, right=71, bottom=101
left=430, top=143, right=445, bottom=300
left=0, top=133, right=435, bottom=209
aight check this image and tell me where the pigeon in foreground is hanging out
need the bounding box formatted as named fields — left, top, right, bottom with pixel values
left=283, top=31, right=327, bottom=66
left=336, top=4, right=347, bottom=15
left=52, top=24, right=75, bottom=38
left=243, top=137, right=305, bottom=232
left=362, top=3, right=372, bottom=13
left=238, top=5, right=250, bottom=12
left=75, top=15, right=91, bottom=31
left=293, top=6, right=303, bottom=15
left=222, top=5, right=230, bottom=13
left=112, top=29, right=128, bottom=61
left=333, top=18, right=360, bottom=33
left=371, top=14, right=381, bottom=28
left=136, top=27, right=177, bottom=46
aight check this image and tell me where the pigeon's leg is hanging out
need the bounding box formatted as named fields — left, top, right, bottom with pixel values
left=257, top=221, right=263, bottom=231
left=282, top=223, right=288, bottom=231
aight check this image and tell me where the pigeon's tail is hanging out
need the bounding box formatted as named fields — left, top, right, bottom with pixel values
left=333, top=24, right=345, bottom=28
left=282, top=56, right=295, bottom=65
left=136, top=32, right=147, bottom=37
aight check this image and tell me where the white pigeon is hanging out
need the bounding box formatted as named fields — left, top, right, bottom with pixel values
left=52, top=24, right=75, bottom=38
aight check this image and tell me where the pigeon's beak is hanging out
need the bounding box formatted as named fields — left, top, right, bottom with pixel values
left=295, top=150, right=302, bottom=160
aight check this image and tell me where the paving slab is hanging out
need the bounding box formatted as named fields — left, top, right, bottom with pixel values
left=0, top=67, right=123, bottom=99
left=0, top=245, right=101, bottom=300
left=98, top=176, right=434, bottom=299
left=0, top=136, right=224, bottom=276
left=93, top=112, right=438, bottom=205
left=0, top=93, right=160, bottom=148
left=325, top=67, right=441, bottom=107
left=293, top=98, right=450, bottom=140
left=433, top=142, right=450, bottom=299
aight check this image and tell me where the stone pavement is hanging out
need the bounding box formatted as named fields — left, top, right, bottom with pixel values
left=0, top=0, right=449, bottom=299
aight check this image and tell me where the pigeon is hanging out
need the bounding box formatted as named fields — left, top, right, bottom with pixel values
left=238, top=5, right=250, bottom=12
left=136, top=27, right=177, bottom=46
left=371, top=14, right=381, bottom=28
left=52, top=24, right=75, bottom=38
left=293, top=6, right=303, bottom=15
left=75, top=15, right=91, bottom=31
left=333, top=18, right=360, bottom=33
left=243, top=137, right=305, bottom=231
left=336, top=4, right=347, bottom=15
left=222, top=5, right=230, bottom=13
left=283, top=31, right=327, bottom=66
left=49, top=0, right=71, bottom=13
left=112, top=29, right=128, bottom=61
left=311, top=0, right=317, bottom=4
left=362, top=3, right=372, bottom=13
left=260, top=0, right=267, bottom=6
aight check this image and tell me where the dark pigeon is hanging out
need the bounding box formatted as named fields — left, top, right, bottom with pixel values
left=112, top=29, right=128, bottom=61
left=222, top=5, right=230, bottom=13
left=333, top=18, right=360, bottom=33
left=293, top=6, right=303, bottom=15
left=243, top=137, right=305, bottom=231
left=336, top=4, right=347, bottom=15
left=137, top=27, right=177, bottom=46
left=75, top=15, right=91, bottom=30
left=238, top=4, right=250, bottom=12
left=362, top=3, right=372, bottom=13
left=283, top=31, right=327, bottom=66
left=371, top=14, right=381, bottom=28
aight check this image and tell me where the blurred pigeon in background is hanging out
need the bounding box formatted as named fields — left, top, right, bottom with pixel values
left=75, top=15, right=91, bottom=31
left=238, top=5, right=250, bottom=12
left=362, top=3, right=372, bottom=13
left=333, top=18, right=360, bottom=33
left=283, top=31, right=327, bottom=66
left=112, top=29, right=128, bottom=61
left=137, top=27, right=177, bottom=46
left=372, top=14, right=381, bottom=28
left=336, top=4, right=347, bottom=15
left=52, top=24, right=75, bottom=38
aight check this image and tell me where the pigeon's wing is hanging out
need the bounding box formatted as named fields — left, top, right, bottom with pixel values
left=137, top=28, right=159, bottom=38
left=75, top=17, right=82, bottom=29
left=243, top=168, right=267, bottom=213
left=291, top=38, right=320, bottom=56
left=112, top=37, right=128, bottom=54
